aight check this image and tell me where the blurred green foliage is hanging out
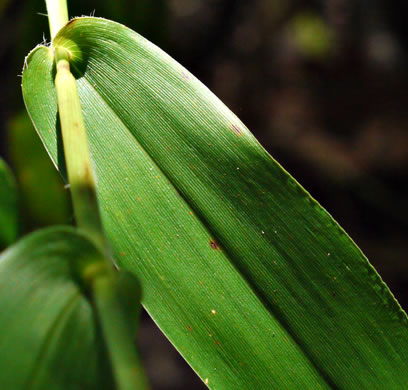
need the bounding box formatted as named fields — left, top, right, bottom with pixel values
left=0, top=158, right=18, bottom=249
left=290, top=12, right=334, bottom=59
left=8, top=111, right=71, bottom=230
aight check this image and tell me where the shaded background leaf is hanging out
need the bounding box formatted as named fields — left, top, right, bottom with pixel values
left=0, top=158, right=18, bottom=249
left=23, top=18, right=408, bottom=389
left=8, top=111, right=71, bottom=230
left=0, top=226, right=146, bottom=389
left=0, top=227, right=114, bottom=389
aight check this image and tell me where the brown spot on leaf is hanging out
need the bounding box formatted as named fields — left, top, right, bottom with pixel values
left=187, top=325, right=192, bottom=332
left=232, top=123, right=242, bottom=135
left=120, top=251, right=126, bottom=257
left=209, top=240, right=219, bottom=250
left=66, top=18, right=76, bottom=26
left=181, top=71, right=190, bottom=80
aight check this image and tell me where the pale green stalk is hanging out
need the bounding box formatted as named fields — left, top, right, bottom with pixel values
left=45, top=0, right=68, bottom=40
left=92, top=274, right=149, bottom=390
left=46, top=0, right=108, bottom=254
left=54, top=52, right=108, bottom=255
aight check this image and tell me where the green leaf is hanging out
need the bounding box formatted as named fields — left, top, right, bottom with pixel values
left=0, top=158, right=18, bottom=249
left=0, top=227, right=112, bottom=389
left=22, top=17, right=408, bottom=389
left=0, top=227, right=145, bottom=390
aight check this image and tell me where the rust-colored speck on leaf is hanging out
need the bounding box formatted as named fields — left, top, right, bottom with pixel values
left=209, top=240, right=219, bottom=250
left=181, top=71, right=190, bottom=81
left=187, top=325, right=192, bottom=332
left=66, top=18, right=76, bottom=26
left=232, top=123, right=242, bottom=135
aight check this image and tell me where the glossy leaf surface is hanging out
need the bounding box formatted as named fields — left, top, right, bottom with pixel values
left=22, top=17, right=408, bottom=389
left=0, top=158, right=18, bottom=249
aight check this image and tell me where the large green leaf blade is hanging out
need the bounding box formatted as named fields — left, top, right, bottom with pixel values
left=0, top=227, right=114, bottom=389
left=22, top=17, right=408, bottom=389
left=0, top=158, right=18, bottom=249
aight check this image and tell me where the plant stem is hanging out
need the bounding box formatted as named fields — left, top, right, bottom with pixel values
left=54, top=51, right=108, bottom=256
left=47, top=0, right=108, bottom=256
left=45, top=0, right=68, bottom=40
left=92, top=273, right=148, bottom=390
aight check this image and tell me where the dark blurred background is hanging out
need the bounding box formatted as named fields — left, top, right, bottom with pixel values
left=1, top=0, right=407, bottom=389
